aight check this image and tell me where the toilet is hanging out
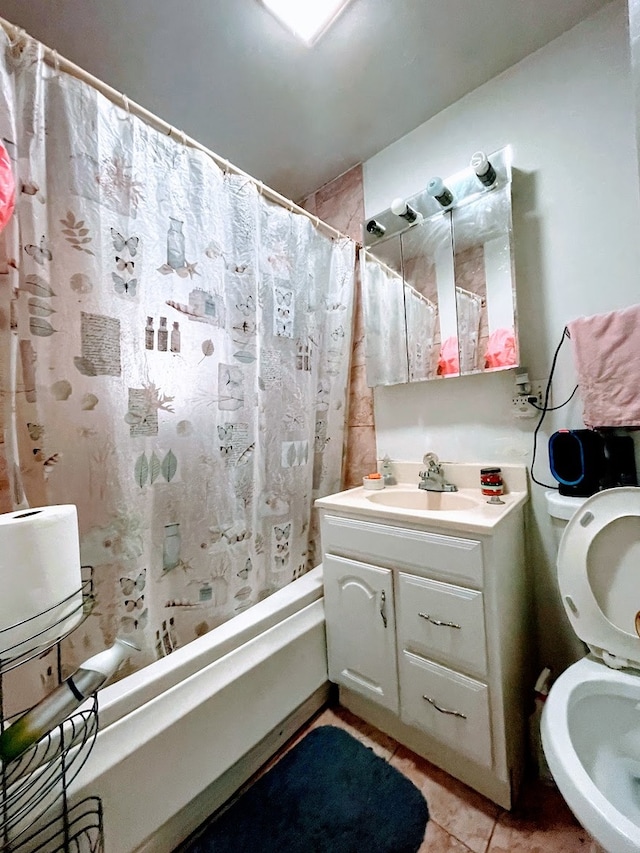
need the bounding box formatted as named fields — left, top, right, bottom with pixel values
left=541, top=487, right=640, bottom=853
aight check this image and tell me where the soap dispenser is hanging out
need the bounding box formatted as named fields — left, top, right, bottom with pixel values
left=379, top=455, right=397, bottom=486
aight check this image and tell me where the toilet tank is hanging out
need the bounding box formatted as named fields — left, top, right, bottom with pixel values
left=545, top=491, right=587, bottom=548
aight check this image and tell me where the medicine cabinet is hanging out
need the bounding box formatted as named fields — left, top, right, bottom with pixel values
left=362, top=147, right=518, bottom=386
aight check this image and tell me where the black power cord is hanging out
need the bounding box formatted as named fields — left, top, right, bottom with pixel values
left=529, top=327, right=578, bottom=489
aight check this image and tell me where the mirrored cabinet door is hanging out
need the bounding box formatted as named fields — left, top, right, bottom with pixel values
left=362, top=237, right=408, bottom=387
left=400, top=214, right=454, bottom=381
left=451, top=185, right=517, bottom=375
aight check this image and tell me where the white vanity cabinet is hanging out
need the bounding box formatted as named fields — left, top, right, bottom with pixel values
left=318, top=494, right=528, bottom=810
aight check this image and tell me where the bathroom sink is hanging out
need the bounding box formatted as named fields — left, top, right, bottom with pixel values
left=314, top=463, right=529, bottom=534
left=365, top=489, right=480, bottom=511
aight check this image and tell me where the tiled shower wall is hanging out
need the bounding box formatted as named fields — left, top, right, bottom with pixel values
left=301, top=165, right=377, bottom=488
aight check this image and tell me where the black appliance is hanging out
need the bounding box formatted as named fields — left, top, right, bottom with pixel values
left=548, top=429, right=638, bottom=497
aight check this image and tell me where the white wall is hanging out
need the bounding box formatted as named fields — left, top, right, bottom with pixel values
left=362, top=1, right=640, bottom=675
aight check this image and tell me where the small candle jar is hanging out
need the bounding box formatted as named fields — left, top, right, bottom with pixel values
left=362, top=474, right=385, bottom=491
left=480, top=467, right=503, bottom=496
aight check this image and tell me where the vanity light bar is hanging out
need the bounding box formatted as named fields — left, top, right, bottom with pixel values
left=363, top=145, right=512, bottom=247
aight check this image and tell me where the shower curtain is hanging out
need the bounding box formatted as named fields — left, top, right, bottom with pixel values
left=404, top=287, right=436, bottom=381
left=361, top=251, right=408, bottom=386
left=0, top=34, right=355, bottom=677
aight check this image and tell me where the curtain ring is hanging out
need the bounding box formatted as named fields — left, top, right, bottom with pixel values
left=121, top=94, right=130, bottom=116
left=314, top=216, right=321, bottom=228
left=180, top=129, right=187, bottom=146
left=51, top=49, right=60, bottom=74
left=256, top=180, right=264, bottom=196
left=221, top=158, right=230, bottom=175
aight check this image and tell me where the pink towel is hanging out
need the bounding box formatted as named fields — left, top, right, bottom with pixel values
left=437, top=336, right=459, bottom=376
left=484, top=327, right=517, bottom=370
left=567, top=303, right=640, bottom=428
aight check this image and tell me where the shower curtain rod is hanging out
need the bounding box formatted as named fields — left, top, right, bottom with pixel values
left=0, top=17, right=354, bottom=247
left=360, top=247, right=402, bottom=281
left=455, top=285, right=483, bottom=304
left=407, top=288, right=436, bottom=311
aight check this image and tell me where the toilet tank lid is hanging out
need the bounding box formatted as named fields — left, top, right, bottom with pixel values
left=545, top=490, right=588, bottom=521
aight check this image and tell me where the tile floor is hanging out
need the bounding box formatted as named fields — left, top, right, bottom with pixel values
left=276, top=702, right=593, bottom=853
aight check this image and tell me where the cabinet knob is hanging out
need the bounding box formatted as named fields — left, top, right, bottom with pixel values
left=422, top=695, right=467, bottom=719
left=419, top=612, right=461, bottom=630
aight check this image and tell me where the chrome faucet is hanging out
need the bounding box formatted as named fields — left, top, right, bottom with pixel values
left=418, top=453, right=458, bottom=492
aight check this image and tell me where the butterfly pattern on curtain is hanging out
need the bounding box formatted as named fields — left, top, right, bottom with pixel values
left=0, top=33, right=355, bottom=681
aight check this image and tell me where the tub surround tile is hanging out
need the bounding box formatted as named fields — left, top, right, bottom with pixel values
left=299, top=191, right=318, bottom=217
left=299, top=163, right=375, bottom=495
left=313, top=164, right=365, bottom=243
left=390, top=745, right=499, bottom=853
left=351, top=268, right=367, bottom=368
left=343, top=425, right=377, bottom=488
left=348, top=364, right=375, bottom=426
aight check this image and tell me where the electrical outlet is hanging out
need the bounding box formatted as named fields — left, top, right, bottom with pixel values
left=511, top=381, right=547, bottom=419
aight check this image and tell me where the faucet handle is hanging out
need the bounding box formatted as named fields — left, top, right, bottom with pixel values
left=423, top=452, right=440, bottom=470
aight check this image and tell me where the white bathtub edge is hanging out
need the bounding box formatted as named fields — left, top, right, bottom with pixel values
left=98, top=566, right=325, bottom=730
left=69, top=583, right=328, bottom=853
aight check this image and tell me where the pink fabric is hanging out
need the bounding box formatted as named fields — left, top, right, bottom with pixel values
left=0, top=142, right=15, bottom=233
left=567, top=304, right=640, bottom=428
left=484, top=327, right=517, bottom=369
left=437, top=336, right=460, bottom=377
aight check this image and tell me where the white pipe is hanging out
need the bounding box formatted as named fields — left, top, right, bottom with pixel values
left=0, top=17, right=355, bottom=247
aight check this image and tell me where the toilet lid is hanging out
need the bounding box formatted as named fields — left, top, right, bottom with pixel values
left=557, top=487, right=640, bottom=670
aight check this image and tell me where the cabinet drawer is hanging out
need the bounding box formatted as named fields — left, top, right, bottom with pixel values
left=397, top=573, right=487, bottom=677
left=321, top=514, right=483, bottom=587
left=399, top=650, right=492, bottom=768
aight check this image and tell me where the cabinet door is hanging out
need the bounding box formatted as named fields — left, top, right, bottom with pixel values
left=323, top=554, right=399, bottom=713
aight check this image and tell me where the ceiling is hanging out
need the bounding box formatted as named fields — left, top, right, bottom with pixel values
left=0, top=0, right=615, bottom=201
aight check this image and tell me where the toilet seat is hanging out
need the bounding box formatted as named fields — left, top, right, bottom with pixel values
left=557, top=486, right=640, bottom=670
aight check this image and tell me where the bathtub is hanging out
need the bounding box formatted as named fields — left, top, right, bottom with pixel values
left=68, top=567, right=329, bottom=853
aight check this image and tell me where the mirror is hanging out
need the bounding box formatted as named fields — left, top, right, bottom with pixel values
left=362, top=147, right=518, bottom=386
left=361, top=235, right=408, bottom=386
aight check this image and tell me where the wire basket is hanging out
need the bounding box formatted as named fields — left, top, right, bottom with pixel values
left=0, top=696, right=98, bottom=847
left=1, top=567, right=103, bottom=851
left=0, top=570, right=95, bottom=676
left=5, top=796, right=103, bottom=853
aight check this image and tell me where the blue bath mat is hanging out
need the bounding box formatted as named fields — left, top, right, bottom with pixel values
left=182, top=725, right=429, bottom=853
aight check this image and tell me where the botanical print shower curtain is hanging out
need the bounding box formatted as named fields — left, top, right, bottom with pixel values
left=0, top=34, right=355, bottom=678
left=361, top=251, right=408, bottom=386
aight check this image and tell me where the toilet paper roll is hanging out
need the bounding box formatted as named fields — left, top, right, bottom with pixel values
left=0, top=505, right=83, bottom=660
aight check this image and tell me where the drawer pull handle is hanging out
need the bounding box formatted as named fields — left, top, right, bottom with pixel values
left=380, top=590, right=388, bottom=628
left=419, top=612, right=461, bottom=629
left=422, top=695, right=467, bottom=719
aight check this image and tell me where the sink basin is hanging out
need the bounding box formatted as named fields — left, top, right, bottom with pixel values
left=365, top=489, right=481, bottom=511
left=315, top=464, right=528, bottom=533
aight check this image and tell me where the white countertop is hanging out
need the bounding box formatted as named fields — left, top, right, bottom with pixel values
left=315, top=462, right=529, bottom=535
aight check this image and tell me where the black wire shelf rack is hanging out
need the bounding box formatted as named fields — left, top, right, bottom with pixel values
left=0, top=568, right=104, bottom=852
